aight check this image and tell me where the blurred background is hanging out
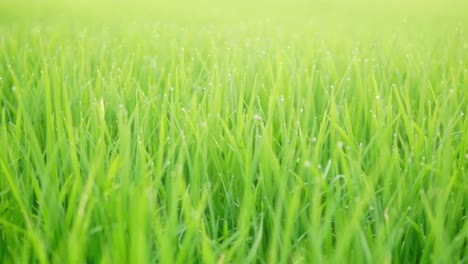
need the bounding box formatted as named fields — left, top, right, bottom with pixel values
left=1, top=0, right=467, bottom=22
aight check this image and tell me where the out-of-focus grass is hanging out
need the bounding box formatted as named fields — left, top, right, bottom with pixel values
left=0, top=0, right=467, bottom=263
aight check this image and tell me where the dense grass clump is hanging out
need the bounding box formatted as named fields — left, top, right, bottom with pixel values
left=0, top=1, right=467, bottom=263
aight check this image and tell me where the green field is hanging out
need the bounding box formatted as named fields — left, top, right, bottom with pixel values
left=0, top=0, right=467, bottom=263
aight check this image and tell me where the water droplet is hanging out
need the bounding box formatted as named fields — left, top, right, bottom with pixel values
left=337, top=141, right=344, bottom=148
left=198, top=121, right=207, bottom=127
left=303, top=160, right=311, bottom=167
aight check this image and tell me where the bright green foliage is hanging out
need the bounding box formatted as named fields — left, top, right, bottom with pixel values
left=0, top=1, right=467, bottom=263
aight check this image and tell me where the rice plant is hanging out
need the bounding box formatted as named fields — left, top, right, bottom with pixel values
left=0, top=0, right=467, bottom=263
